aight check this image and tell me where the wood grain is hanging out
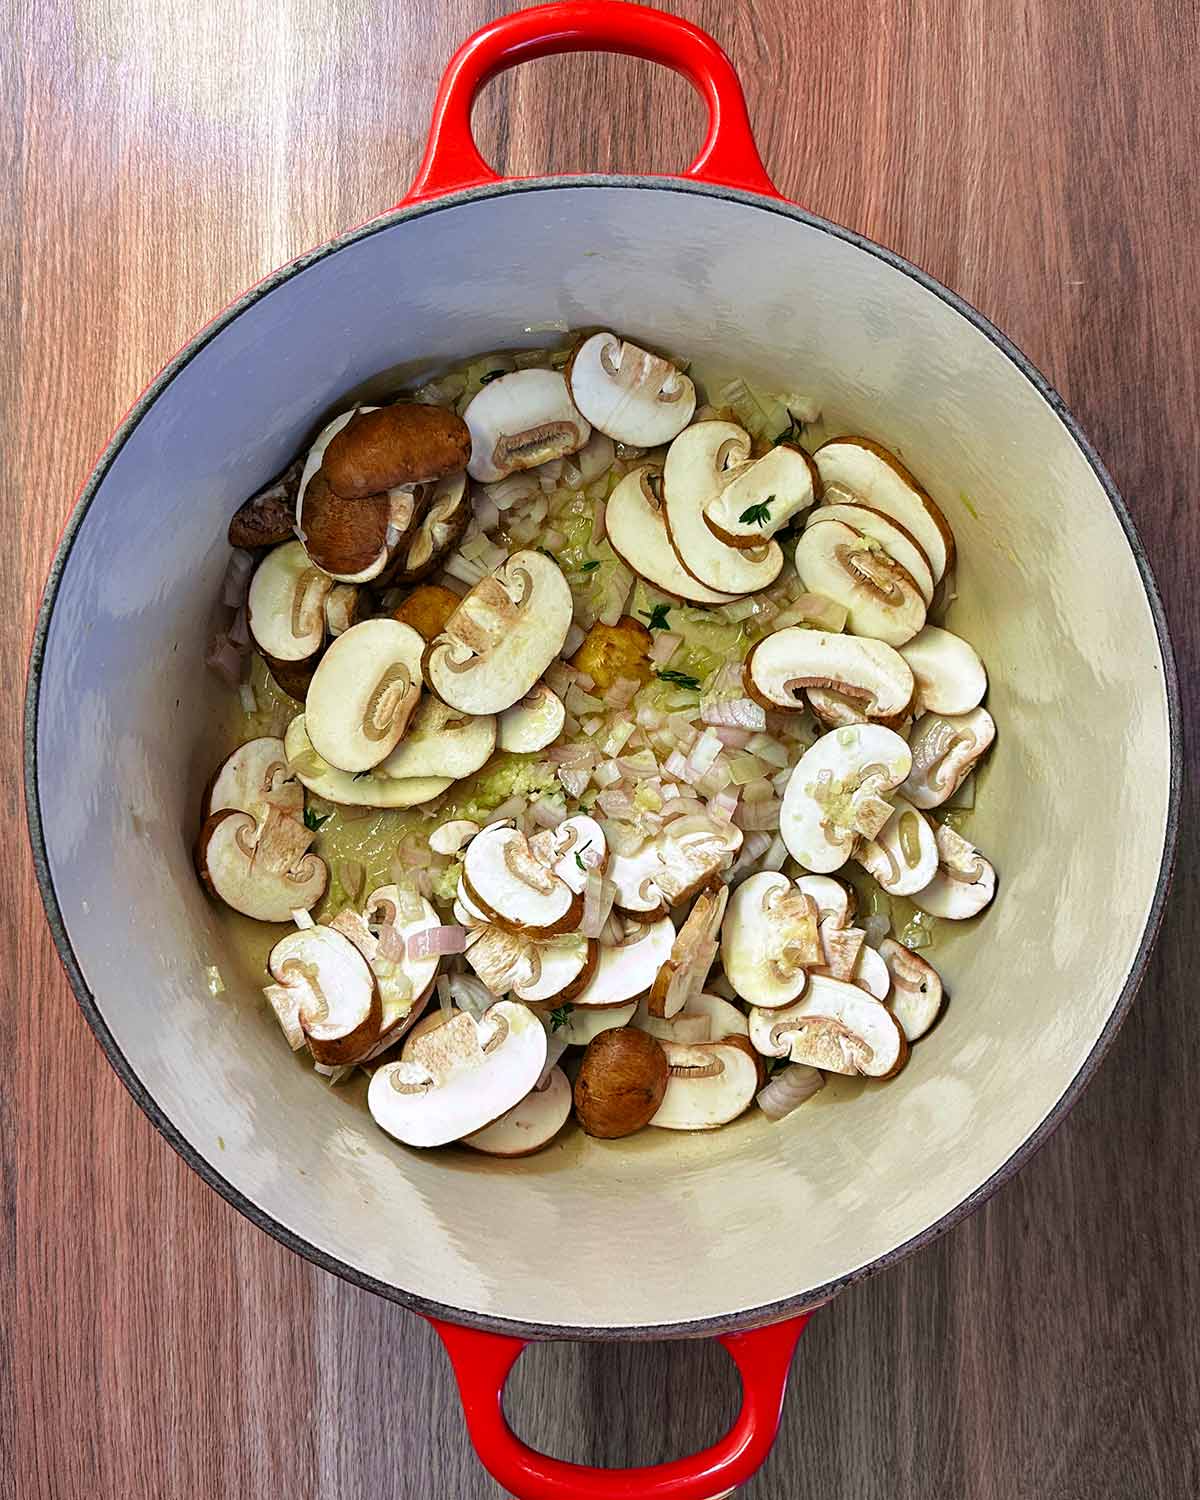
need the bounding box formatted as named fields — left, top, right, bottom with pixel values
left=5, top=0, right=1199, bottom=1496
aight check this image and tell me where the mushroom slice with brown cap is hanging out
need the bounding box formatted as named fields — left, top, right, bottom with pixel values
left=267, top=924, right=381, bottom=1065
left=720, top=872, right=819, bottom=1009
left=781, top=725, right=912, bottom=873
left=655, top=813, right=743, bottom=905
left=879, top=938, right=944, bottom=1041
left=556, top=999, right=638, bottom=1048
left=300, top=473, right=423, bottom=585
left=606, top=840, right=670, bottom=918
left=813, top=438, right=956, bottom=583
left=388, top=472, right=471, bottom=586
left=691, top=989, right=750, bottom=1039
left=247, top=541, right=333, bottom=663
left=297, top=410, right=358, bottom=510
left=794, top=518, right=927, bottom=646
left=606, top=468, right=738, bottom=605
left=648, top=882, right=727, bottom=1019
left=856, top=795, right=939, bottom=896
left=571, top=917, right=676, bottom=1009
left=463, top=1066, right=572, bottom=1157
left=528, top=815, right=607, bottom=895
left=430, top=819, right=480, bottom=857
left=196, top=810, right=327, bottom=922
left=228, top=460, right=302, bottom=550
left=464, top=369, right=590, bottom=483
left=204, top=737, right=302, bottom=821
left=744, top=627, right=914, bottom=718
left=910, top=824, right=997, bottom=919
left=574, top=1027, right=670, bottom=1137
left=809, top=500, right=936, bottom=605
left=649, top=1039, right=759, bottom=1131
left=367, top=1001, right=547, bottom=1148
left=806, top=686, right=911, bottom=736
left=322, top=403, right=471, bottom=499
left=466, top=926, right=595, bottom=1004
left=358, top=885, right=443, bottom=1033
left=462, top=924, right=540, bottom=995
left=283, top=715, right=450, bottom=809
left=461, top=824, right=582, bottom=936
left=565, top=332, right=696, bottom=447
left=898, top=626, right=988, bottom=716
left=901, top=707, right=996, bottom=809
left=703, top=443, right=818, bottom=548
left=377, top=695, right=496, bottom=781
left=425, top=549, right=573, bottom=715
left=749, top=975, right=906, bottom=1078
left=324, top=584, right=362, bottom=637
left=662, top=422, right=784, bottom=595
left=498, top=683, right=566, bottom=754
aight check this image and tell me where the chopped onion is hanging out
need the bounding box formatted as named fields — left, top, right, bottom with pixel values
left=650, top=632, right=682, bottom=666
left=485, top=796, right=526, bottom=825
left=229, top=604, right=251, bottom=648
left=688, top=729, right=724, bottom=775
left=599, top=908, right=625, bottom=946
left=546, top=741, right=596, bottom=766
left=482, top=472, right=539, bottom=510
left=701, top=697, right=767, bottom=731
left=407, top=924, right=468, bottom=958
left=565, top=684, right=605, bottom=716
left=863, top=913, right=891, bottom=947
left=664, top=749, right=690, bottom=782
left=757, top=1064, right=825, bottom=1121
left=737, top=798, right=780, bottom=831
left=728, top=829, right=772, bottom=875
left=337, top=859, right=366, bottom=904
left=221, top=548, right=255, bottom=608
left=436, top=974, right=454, bottom=1018
left=205, top=633, right=244, bottom=688
left=580, top=871, right=616, bottom=938
left=603, top=719, right=636, bottom=757
left=747, top=734, right=791, bottom=768
left=239, top=680, right=257, bottom=715
left=605, top=676, right=641, bottom=710
left=717, top=596, right=759, bottom=623
left=590, top=501, right=607, bottom=545
left=291, top=908, right=315, bottom=930
left=771, top=765, right=794, bottom=796
left=558, top=765, right=592, bottom=799
left=592, top=761, right=622, bottom=789
left=443, top=552, right=488, bottom=586
left=537, top=458, right=565, bottom=492
left=761, top=834, right=789, bottom=871
left=596, top=788, right=636, bottom=819
left=544, top=527, right=568, bottom=551
left=576, top=430, right=616, bottom=484
left=472, top=492, right=502, bottom=533
left=710, top=789, right=741, bottom=823
left=536, top=1034, right=569, bottom=1089
left=563, top=622, right=586, bottom=657
left=376, top=922, right=407, bottom=962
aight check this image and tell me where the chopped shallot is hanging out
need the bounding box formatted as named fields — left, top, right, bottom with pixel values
left=205, top=633, right=244, bottom=688
left=757, top=1065, right=825, bottom=1121
left=376, top=922, right=407, bottom=963
left=701, top=697, right=766, bottom=731
left=650, top=632, right=682, bottom=666
left=229, top=604, right=251, bottom=648
left=580, top=871, right=616, bottom=939
left=291, top=908, right=315, bottom=930
left=406, top=925, right=468, bottom=959
left=221, top=548, right=255, bottom=608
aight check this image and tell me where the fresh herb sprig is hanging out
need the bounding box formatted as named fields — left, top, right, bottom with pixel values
left=773, top=409, right=807, bottom=446
left=580, top=559, right=600, bottom=573
left=656, top=668, right=701, bottom=691
left=303, top=807, right=331, bottom=831
left=478, top=368, right=508, bottom=385
left=639, top=603, right=672, bottom=631
left=549, top=1004, right=574, bottom=1031
left=738, top=495, right=774, bottom=527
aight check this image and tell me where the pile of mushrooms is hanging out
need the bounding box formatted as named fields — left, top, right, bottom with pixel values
left=197, top=327, right=1000, bottom=1159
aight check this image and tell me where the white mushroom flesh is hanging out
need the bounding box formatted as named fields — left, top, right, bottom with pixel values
left=528, top=815, right=607, bottom=895
left=780, top=725, right=912, bottom=873
left=649, top=1040, right=759, bottom=1130
left=247, top=540, right=333, bottom=662
left=571, top=917, right=676, bottom=1009
left=606, top=467, right=738, bottom=604
left=879, top=938, right=944, bottom=1040
left=794, top=518, right=927, bottom=647
left=703, top=443, right=816, bottom=547
left=746, top=627, right=914, bottom=719
left=377, top=694, right=497, bottom=781
left=909, top=823, right=997, bottom=919
left=901, top=707, right=996, bottom=809
left=749, top=975, right=905, bottom=1078
left=813, top=438, right=954, bottom=583
left=554, top=999, right=638, bottom=1047
left=283, top=715, right=451, bottom=808
left=812, top=499, right=936, bottom=605
left=720, top=872, right=819, bottom=1009
left=856, top=795, right=940, bottom=896
left=206, top=737, right=302, bottom=821
left=461, top=824, right=580, bottom=935
left=567, top=332, right=696, bottom=448
left=198, top=810, right=327, bottom=922
left=268, top=924, right=379, bottom=1060
left=497, top=683, right=566, bottom=754
left=899, top=626, right=988, bottom=716
left=305, top=618, right=426, bottom=772
left=464, top=369, right=590, bottom=483
left=462, top=1066, right=572, bottom=1156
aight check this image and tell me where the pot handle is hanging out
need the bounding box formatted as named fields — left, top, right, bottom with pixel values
left=428, top=1311, right=812, bottom=1499
left=403, top=0, right=779, bottom=205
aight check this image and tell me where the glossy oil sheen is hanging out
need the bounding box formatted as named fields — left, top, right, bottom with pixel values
left=32, top=183, right=1174, bottom=1333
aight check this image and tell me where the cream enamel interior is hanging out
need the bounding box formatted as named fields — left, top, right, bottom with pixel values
left=31, top=183, right=1174, bottom=1334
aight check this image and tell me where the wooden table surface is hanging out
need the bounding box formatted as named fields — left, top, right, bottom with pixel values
left=5, top=1, right=1198, bottom=1495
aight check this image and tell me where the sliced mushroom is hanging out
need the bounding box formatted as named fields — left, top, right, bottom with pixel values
left=297, top=410, right=359, bottom=511
left=300, top=472, right=422, bottom=583
left=780, top=725, right=912, bottom=872
left=264, top=652, right=321, bottom=703
left=606, top=467, right=738, bottom=605
left=425, top=549, right=573, bottom=715
left=284, top=714, right=451, bottom=808
left=367, top=1001, right=547, bottom=1148
left=649, top=1039, right=759, bottom=1130
left=901, top=707, right=996, bottom=809
left=744, top=627, right=914, bottom=718
left=810, top=499, right=935, bottom=604
left=794, top=518, right=926, bottom=646
left=648, top=882, right=727, bottom=1018
left=228, top=460, right=302, bottom=549
left=574, top=1026, right=669, bottom=1138
left=429, top=818, right=480, bottom=856
left=720, top=872, right=820, bottom=1009
left=795, top=873, right=856, bottom=930
left=247, top=540, right=333, bottom=662
left=909, top=823, right=997, bottom=919
left=813, top=438, right=956, bottom=583
left=304, top=618, right=425, bottom=772
left=204, top=737, right=302, bottom=821
left=703, top=443, right=818, bottom=548
left=377, top=695, right=496, bottom=781
left=267, top=924, right=381, bottom=1065
left=856, top=795, right=939, bottom=896
left=662, top=422, right=784, bottom=595
left=806, top=685, right=911, bottom=736
left=853, top=943, right=892, bottom=1001
left=879, top=938, right=944, bottom=1040
left=388, top=472, right=472, bottom=586
left=464, top=369, right=590, bottom=483
left=571, top=917, right=676, bottom=1009
left=462, top=1066, right=572, bottom=1157
left=555, top=999, right=638, bottom=1047
left=466, top=926, right=595, bottom=1004
left=565, top=332, right=696, bottom=447
left=748, top=974, right=906, bottom=1078
left=607, top=839, right=670, bottom=918
left=528, top=815, right=607, bottom=894
left=324, top=584, right=363, bottom=637
left=898, top=626, right=987, bottom=716
left=498, top=683, right=566, bottom=754
left=359, top=884, right=444, bottom=1037
left=691, top=989, right=750, bottom=1039
left=631, top=998, right=712, bottom=1046
left=322, top=403, right=471, bottom=499
left=655, top=813, right=743, bottom=904
left=196, top=809, right=327, bottom=921
left=461, top=824, right=581, bottom=936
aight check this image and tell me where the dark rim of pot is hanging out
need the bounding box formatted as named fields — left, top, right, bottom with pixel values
left=24, top=176, right=1183, bottom=1342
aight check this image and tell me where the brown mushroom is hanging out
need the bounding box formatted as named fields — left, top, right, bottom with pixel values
left=322, top=403, right=471, bottom=499
left=573, top=1027, right=669, bottom=1139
